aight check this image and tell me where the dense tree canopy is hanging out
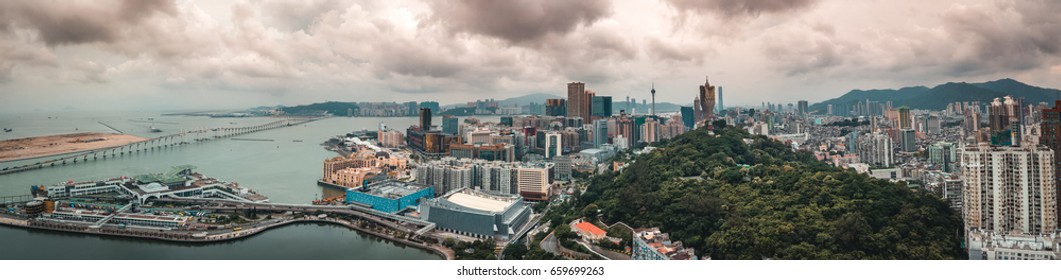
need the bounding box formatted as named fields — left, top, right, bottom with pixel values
left=580, top=124, right=965, bottom=259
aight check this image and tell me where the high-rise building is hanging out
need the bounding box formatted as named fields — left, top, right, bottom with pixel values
left=544, top=132, right=562, bottom=159
left=960, top=144, right=1057, bottom=234
left=697, top=76, right=716, bottom=126
left=926, top=115, right=942, bottom=135
left=592, top=96, right=613, bottom=118
left=898, top=107, right=913, bottom=130
left=545, top=98, right=566, bottom=116
left=516, top=163, right=553, bottom=201
left=943, top=178, right=963, bottom=212
left=419, top=101, right=440, bottom=115
left=858, top=132, right=893, bottom=167
left=717, top=86, right=724, bottom=113
left=377, top=129, right=404, bottom=148
left=680, top=106, right=695, bottom=129
left=419, top=108, right=432, bottom=130
left=567, top=82, right=585, bottom=119
left=641, top=118, right=660, bottom=144
left=846, top=131, right=858, bottom=153
left=1039, top=100, right=1061, bottom=227
left=797, top=100, right=809, bottom=116
left=442, top=115, right=459, bottom=135
left=964, top=107, right=982, bottom=138
left=583, top=90, right=595, bottom=122
left=692, top=96, right=702, bottom=128
left=405, top=101, right=419, bottom=116
left=593, top=119, right=608, bottom=148
left=928, top=141, right=957, bottom=172
left=989, top=96, right=1025, bottom=146
left=900, top=129, right=917, bottom=152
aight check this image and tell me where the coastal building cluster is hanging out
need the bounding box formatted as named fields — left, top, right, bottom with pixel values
left=415, top=157, right=553, bottom=201
left=40, top=165, right=268, bottom=204
left=321, top=144, right=409, bottom=189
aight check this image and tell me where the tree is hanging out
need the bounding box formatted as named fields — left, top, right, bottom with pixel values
left=581, top=204, right=599, bottom=219
left=502, top=243, right=529, bottom=260
left=579, top=126, right=966, bottom=259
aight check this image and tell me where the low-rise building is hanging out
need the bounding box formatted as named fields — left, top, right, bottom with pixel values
left=573, top=221, right=607, bottom=242
left=345, top=181, right=434, bottom=213
left=420, top=188, right=532, bottom=240
left=967, top=230, right=1060, bottom=260
left=632, top=227, right=697, bottom=260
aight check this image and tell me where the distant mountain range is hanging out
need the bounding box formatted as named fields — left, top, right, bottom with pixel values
left=274, top=92, right=690, bottom=116
left=277, top=101, right=357, bottom=116
left=441, top=93, right=561, bottom=108
left=447, top=92, right=685, bottom=113
left=809, top=78, right=1061, bottom=112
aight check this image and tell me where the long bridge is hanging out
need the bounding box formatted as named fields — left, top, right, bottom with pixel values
left=0, top=117, right=323, bottom=175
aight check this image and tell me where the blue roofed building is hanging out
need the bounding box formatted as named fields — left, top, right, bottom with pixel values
left=345, top=180, right=434, bottom=213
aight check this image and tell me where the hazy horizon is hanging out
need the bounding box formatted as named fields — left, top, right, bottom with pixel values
left=2, top=0, right=1059, bottom=112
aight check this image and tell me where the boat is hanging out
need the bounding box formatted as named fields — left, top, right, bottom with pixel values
left=149, top=126, right=162, bottom=133
left=2, top=128, right=11, bottom=132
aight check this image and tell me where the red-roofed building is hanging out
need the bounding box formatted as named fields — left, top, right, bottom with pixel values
left=573, top=221, right=607, bottom=241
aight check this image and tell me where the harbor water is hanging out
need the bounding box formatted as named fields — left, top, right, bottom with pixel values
left=0, top=111, right=499, bottom=259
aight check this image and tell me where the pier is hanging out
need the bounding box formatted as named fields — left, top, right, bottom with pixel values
left=0, top=117, right=323, bottom=175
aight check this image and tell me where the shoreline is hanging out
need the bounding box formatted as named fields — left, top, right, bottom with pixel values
left=0, top=216, right=452, bottom=260
left=0, top=132, right=147, bottom=163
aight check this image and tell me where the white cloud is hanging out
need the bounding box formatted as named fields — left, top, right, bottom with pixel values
left=1, top=0, right=1060, bottom=112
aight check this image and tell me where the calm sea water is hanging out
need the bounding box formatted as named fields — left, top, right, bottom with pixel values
left=0, top=111, right=499, bottom=259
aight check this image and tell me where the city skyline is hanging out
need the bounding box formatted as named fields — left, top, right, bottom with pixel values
left=2, top=0, right=1060, bottom=112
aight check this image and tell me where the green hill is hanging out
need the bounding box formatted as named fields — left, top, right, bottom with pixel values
left=279, top=101, right=358, bottom=116
left=580, top=123, right=965, bottom=259
left=809, top=78, right=1061, bottom=113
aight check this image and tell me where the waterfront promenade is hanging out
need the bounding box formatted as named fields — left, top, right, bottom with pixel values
left=0, top=213, right=452, bottom=260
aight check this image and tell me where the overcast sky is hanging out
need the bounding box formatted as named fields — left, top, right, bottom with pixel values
left=1, top=0, right=1059, bottom=112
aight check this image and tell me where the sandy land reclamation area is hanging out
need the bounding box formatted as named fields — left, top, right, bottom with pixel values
left=0, top=132, right=147, bottom=162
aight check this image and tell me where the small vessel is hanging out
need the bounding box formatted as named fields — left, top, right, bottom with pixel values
left=149, top=126, right=163, bottom=133
left=2, top=128, right=11, bottom=132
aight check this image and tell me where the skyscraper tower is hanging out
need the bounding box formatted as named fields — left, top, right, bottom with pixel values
left=567, top=82, right=585, bottom=119
left=693, top=96, right=702, bottom=128
left=698, top=76, right=716, bottom=126
left=898, top=106, right=912, bottom=130
left=419, top=108, right=432, bottom=130
left=651, top=82, right=656, bottom=116
left=718, top=86, right=724, bottom=113
left=1040, top=100, right=1061, bottom=227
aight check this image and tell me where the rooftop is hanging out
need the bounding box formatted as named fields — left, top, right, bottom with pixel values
left=574, top=221, right=606, bottom=236
left=359, top=181, right=430, bottom=199
left=446, top=192, right=511, bottom=213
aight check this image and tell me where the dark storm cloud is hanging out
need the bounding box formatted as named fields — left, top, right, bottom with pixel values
left=0, top=0, right=176, bottom=46
left=940, top=0, right=1061, bottom=76
left=429, top=0, right=612, bottom=44
left=373, top=38, right=466, bottom=79
left=665, top=0, right=818, bottom=17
